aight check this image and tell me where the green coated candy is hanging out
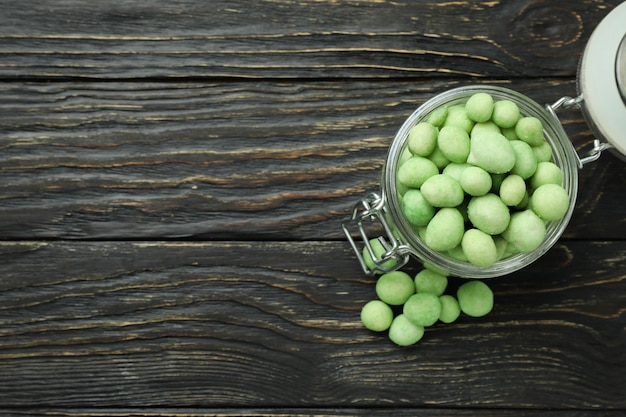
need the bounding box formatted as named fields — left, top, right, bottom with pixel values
left=421, top=174, right=464, bottom=208
left=471, top=120, right=501, bottom=137
left=467, top=193, right=511, bottom=235
left=427, top=106, right=448, bottom=127
left=467, top=131, right=516, bottom=174
left=457, top=280, right=494, bottom=317
left=376, top=271, right=415, bottom=306
left=442, top=162, right=471, bottom=182
left=530, top=161, right=563, bottom=189
left=437, top=125, right=470, bottom=163
left=408, top=122, right=438, bottom=157
left=363, top=238, right=397, bottom=272
left=532, top=140, right=553, bottom=163
left=515, top=116, right=544, bottom=146
left=499, top=174, right=526, bottom=206
left=461, top=228, right=498, bottom=268
left=403, top=292, right=442, bottom=327
left=460, top=166, right=492, bottom=197
left=509, top=140, right=538, bottom=179
left=414, top=269, right=448, bottom=296
left=492, top=100, right=520, bottom=128
left=439, top=295, right=461, bottom=323
left=502, top=209, right=546, bottom=252
left=424, top=208, right=465, bottom=252
left=530, top=183, right=569, bottom=221
left=427, top=146, right=451, bottom=169
left=402, top=189, right=435, bottom=227
left=465, top=92, right=494, bottom=123
left=444, top=104, right=475, bottom=133
left=397, top=156, right=439, bottom=188
left=388, top=314, right=425, bottom=346
left=361, top=300, right=394, bottom=332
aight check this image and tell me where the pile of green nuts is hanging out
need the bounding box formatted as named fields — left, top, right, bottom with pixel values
left=396, top=92, right=570, bottom=268
left=360, top=264, right=493, bottom=346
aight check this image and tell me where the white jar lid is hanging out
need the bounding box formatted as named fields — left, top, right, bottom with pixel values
left=578, top=1, right=626, bottom=157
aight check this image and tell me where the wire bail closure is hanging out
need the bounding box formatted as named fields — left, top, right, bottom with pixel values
left=341, top=192, right=410, bottom=276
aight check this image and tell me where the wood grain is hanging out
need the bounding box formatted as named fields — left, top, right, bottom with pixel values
left=1, top=79, right=624, bottom=240
left=0, top=240, right=624, bottom=409
left=0, top=0, right=621, bottom=79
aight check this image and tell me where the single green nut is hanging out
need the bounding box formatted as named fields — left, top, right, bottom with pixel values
left=363, top=238, right=397, bottom=272
left=444, top=104, right=475, bottom=133
left=402, top=189, right=435, bottom=227
left=397, top=156, right=439, bottom=188
left=439, top=295, right=461, bottom=323
left=492, top=100, right=520, bottom=128
left=532, top=140, right=553, bottom=163
left=408, top=122, right=438, bottom=157
left=403, top=292, right=442, bottom=327
left=509, top=140, right=538, bottom=179
left=493, top=235, right=509, bottom=260
left=499, top=174, right=526, bottom=206
left=471, top=120, right=501, bottom=137
left=424, top=207, right=465, bottom=252
left=515, top=116, right=544, bottom=146
left=502, top=209, right=546, bottom=252
left=460, top=165, right=492, bottom=197
left=437, top=125, right=470, bottom=163
left=420, top=174, right=464, bottom=208
left=447, top=244, right=468, bottom=262
left=530, top=183, right=569, bottom=221
left=427, top=106, right=448, bottom=127
left=467, top=131, right=516, bottom=174
left=530, top=161, right=563, bottom=189
left=427, top=146, right=451, bottom=170
left=501, top=126, right=518, bottom=141
left=361, top=300, right=394, bottom=332
left=467, top=193, right=511, bottom=235
left=457, top=280, right=494, bottom=318
left=376, top=271, right=415, bottom=306
left=442, top=162, right=471, bottom=182
left=388, top=314, right=425, bottom=346
left=414, top=269, right=448, bottom=296
left=465, top=92, right=494, bottom=123
left=461, top=228, right=498, bottom=268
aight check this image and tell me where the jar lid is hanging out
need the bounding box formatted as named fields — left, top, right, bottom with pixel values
left=578, top=2, right=626, bottom=157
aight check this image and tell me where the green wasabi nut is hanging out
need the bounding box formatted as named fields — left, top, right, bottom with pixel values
left=465, top=92, right=494, bottom=123
left=502, top=209, right=546, bottom=252
left=461, top=228, right=498, bottom=268
left=414, top=269, right=448, bottom=296
left=427, top=146, right=451, bottom=170
left=501, top=126, right=518, bottom=141
left=493, top=235, right=509, bottom=260
left=442, top=162, right=471, bottom=182
left=444, top=104, right=475, bottom=133
left=530, top=161, right=563, bottom=189
left=460, top=166, right=492, bottom=197
left=471, top=120, right=501, bottom=137
left=515, top=190, right=529, bottom=210
left=397, top=156, right=439, bottom=188
left=420, top=174, right=464, bottom=208
left=427, top=106, right=448, bottom=127
left=403, top=292, right=442, bottom=327
left=447, top=244, right=468, bottom=262
left=437, top=125, right=470, bottom=163
left=492, top=100, right=520, bottom=128
left=363, top=238, right=397, bottom=272
left=424, top=207, right=465, bottom=252
left=509, top=140, right=538, bottom=179
left=400, top=146, right=413, bottom=166
left=439, top=295, right=461, bottom=323
left=408, top=122, right=438, bottom=157
left=457, top=280, right=494, bottom=317
left=402, top=189, right=435, bottom=227
left=388, top=314, right=424, bottom=346
left=530, top=183, right=569, bottom=221
left=467, top=131, right=516, bottom=174
left=532, top=140, right=553, bottom=163
left=467, top=193, right=511, bottom=235
left=490, top=173, right=506, bottom=193
left=361, top=300, right=393, bottom=332
left=499, top=174, right=526, bottom=206
left=376, top=271, right=415, bottom=306
left=515, top=116, right=544, bottom=146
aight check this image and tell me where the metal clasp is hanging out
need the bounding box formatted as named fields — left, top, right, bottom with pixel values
left=341, top=192, right=410, bottom=276
left=546, top=94, right=613, bottom=167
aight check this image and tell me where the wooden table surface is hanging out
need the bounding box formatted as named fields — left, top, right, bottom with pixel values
left=1, top=1, right=625, bottom=416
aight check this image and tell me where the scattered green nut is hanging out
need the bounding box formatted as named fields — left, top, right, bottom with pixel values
left=492, top=100, right=520, bottom=128
left=457, top=280, right=494, bottom=317
left=460, top=166, right=492, bottom=197
left=403, top=292, right=442, bottom=327
left=438, top=294, right=461, bottom=323
left=361, top=300, right=394, bottom=332
left=402, top=189, right=435, bottom=227
left=437, top=125, right=470, bottom=163
left=414, top=269, right=448, bottom=296
left=530, top=161, right=563, bottom=189
left=467, top=131, right=516, bottom=174
left=467, top=193, right=510, bottom=235
left=397, top=156, right=439, bottom=188
left=408, top=122, right=438, bottom=156
left=509, top=140, right=538, bottom=179
left=499, top=174, right=526, bottom=206
left=465, top=92, right=494, bottom=123
left=444, top=104, right=475, bottom=133
left=424, top=208, right=465, bottom=251
left=515, top=116, right=544, bottom=146
left=376, top=271, right=415, bottom=305
left=502, top=209, right=546, bottom=252
left=530, top=183, right=569, bottom=221
left=388, top=314, right=425, bottom=346
left=421, top=174, right=464, bottom=208
left=461, top=228, right=498, bottom=268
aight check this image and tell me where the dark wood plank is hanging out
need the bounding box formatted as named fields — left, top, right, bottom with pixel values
left=0, top=0, right=621, bottom=79
left=1, top=79, right=624, bottom=240
left=0, top=240, right=624, bottom=409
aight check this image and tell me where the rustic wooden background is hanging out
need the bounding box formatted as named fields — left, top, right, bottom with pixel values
left=0, top=1, right=625, bottom=416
